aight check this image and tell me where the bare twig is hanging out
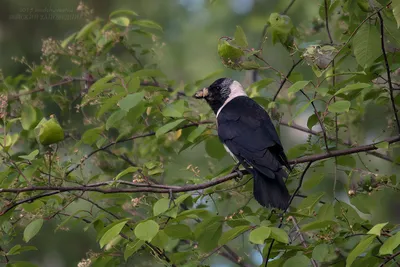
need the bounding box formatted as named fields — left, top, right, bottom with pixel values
left=379, top=251, right=400, bottom=267
left=377, top=11, right=400, bottom=134
left=273, top=59, right=303, bottom=101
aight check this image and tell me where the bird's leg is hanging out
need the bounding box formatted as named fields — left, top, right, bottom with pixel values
left=230, top=162, right=244, bottom=181
left=168, top=189, right=176, bottom=208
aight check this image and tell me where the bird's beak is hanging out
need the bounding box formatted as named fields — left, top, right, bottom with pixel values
left=193, top=88, right=209, bottom=99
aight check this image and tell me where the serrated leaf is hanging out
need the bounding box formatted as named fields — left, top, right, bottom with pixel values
left=23, top=219, right=43, bottom=243
left=328, top=100, right=351, bottom=113
left=353, top=24, right=381, bottom=68
left=153, top=198, right=170, bottom=216
left=346, top=235, right=375, bottom=267
left=99, top=221, right=127, bottom=248
left=118, top=92, right=145, bottom=112
left=335, top=83, right=371, bottom=95
left=134, top=220, right=159, bottom=242
left=155, top=119, right=185, bottom=137
left=379, top=231, right=400, bottom=255
left=124, top=239, right=145, bottom=260
left=287, top=81, right=310, bottom=94
left=270, top=227, right=289, bottom=243
left=367, top=222, right=388, bottom=236
left=218, top=40, right=244, bottom=62
left=234, top=25, right=248, bottom=47
left=115, top=166, right=139, bottom=180
left=219, top=226, right=250, bottom=246
left=110, top=16, right=130, bottom=27
left=18, top=150, right=39, bottom=161
left=249, top=226, right=271, bottom=244
left=133, top=19, right=163, bottom=31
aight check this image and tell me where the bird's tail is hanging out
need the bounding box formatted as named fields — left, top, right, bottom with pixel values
left=253, top=169, right=290, bottom=210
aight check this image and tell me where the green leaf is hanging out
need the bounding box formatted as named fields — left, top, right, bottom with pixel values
left=115, top=166, right=139, bottom=180
left=317, top=203, right=335, bottom=221
left=270, top=227, right=289, bottom=243
left=287, top=81, right=310, bottom=94
left=118, top=92, right=145, bottom=112
left=6, top=262, right=39, bottom=267
left=61, top=32, right=76, bottom=48
left=379, top=231, right=400, bottom=255
left=76, top=19, right=102, bottom=39
left=205, top=136, right=226, bottom=159
left=23, top=219, right=43, bottom=243
left=328, top=100, right=351, bottom=113
left=240, top=60, right=260, bottom=70
left=18, top=150, right=39, bottom=161
left=353, top=24, right=381, bottom=68
left=196, top=217, right=223, bottom=252
left=267, top=13, right=295, bottom=47
left=106, top=110, right=126, bottom=130
left=155, top=119, right=185, bottom=137
left=337, top=155, right=356, bottom=168
left=291, top=101, right=311, bottom=121
left=283, top=254, right=310, bottom=267
left=393, top=0, right=400, bottom=28
left=88, top=75, right=114, bottom=98
left=133, top=19, right=163, bottom=31
left=248, top=78, right=274, bottom=94
left=218, top=226, right=250, bottom=246
left=151, top=230, right=169, bottom=249
left=301, top=220, right=336, bottom=231
left=162, top=100, right=185, bottom=118
left=218, top=40, right=244, bottom=62
left=21, top=105, right=37, bottom=130
left=7, top=245, right=37, bottom=256
left=34, top=117, right=64, bottom=146
left=307, top=114, right=319, bottom=130
left=133, top=69, right=166, bottom=79
left=298, top=192, right=325, bottom=212
left=164, top=224, right=192, bottom=239
left=375, top=141, right=389, bottom=149
left=109, top=9, right=138, bottom=18
left=124, top=239, right=145, bottom=260
left=249, top=226, right=271, bottom=244
left=81, top=126, right=103, bottom=145
left=99, top=221, right=127, bottom=248
left=346, top=235, right=375, bottom=267
left=312, top=244, right=330, bottom=262
left=303, top=173, right=324, bottom=190
left=110, top=16, right=130, bottom=27
left=367, top=222, right=388, bottom=236
left=234, top=26, right=248, bottom=47
left=153, top=198, right=170, bottom=216
left=187, top=125, right=207, bottom=143
left=134, top=220, right=159, bottom=242
left=335, top=83, right=371, bottom=95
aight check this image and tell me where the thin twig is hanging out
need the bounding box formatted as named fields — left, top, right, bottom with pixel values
left=273, top=59, right=303, bottom=101
left=265, top=162, right=313, bottom=266
left=377, top=11, right=400, bottom=134
left=379, top=251, right=400, bottom=267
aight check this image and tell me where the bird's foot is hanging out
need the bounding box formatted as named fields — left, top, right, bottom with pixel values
left=168, top=189, right=176, bottom=209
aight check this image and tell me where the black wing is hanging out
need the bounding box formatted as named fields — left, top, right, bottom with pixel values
left=217, top=96, right=290, bottom=176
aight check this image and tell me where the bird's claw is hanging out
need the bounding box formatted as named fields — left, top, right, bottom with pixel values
left=234, top=169, right=244, bottom=182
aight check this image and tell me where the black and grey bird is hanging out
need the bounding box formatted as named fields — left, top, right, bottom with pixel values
left=194, top=78, right=291, bottom=209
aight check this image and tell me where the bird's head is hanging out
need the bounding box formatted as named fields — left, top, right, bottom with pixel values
left=193, top=77, right=247, bottom=114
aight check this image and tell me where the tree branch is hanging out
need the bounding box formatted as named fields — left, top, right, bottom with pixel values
left=273, top=59, right=303, bottom=101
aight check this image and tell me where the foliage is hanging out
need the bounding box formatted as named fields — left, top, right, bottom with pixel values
left=0, top=1, right=400, bottom=267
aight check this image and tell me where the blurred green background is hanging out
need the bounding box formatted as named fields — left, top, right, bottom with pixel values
left=1, top=0, right=399, bottom=266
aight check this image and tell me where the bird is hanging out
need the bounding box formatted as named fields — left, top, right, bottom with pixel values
left=193, top=77, right=291, bottom=209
